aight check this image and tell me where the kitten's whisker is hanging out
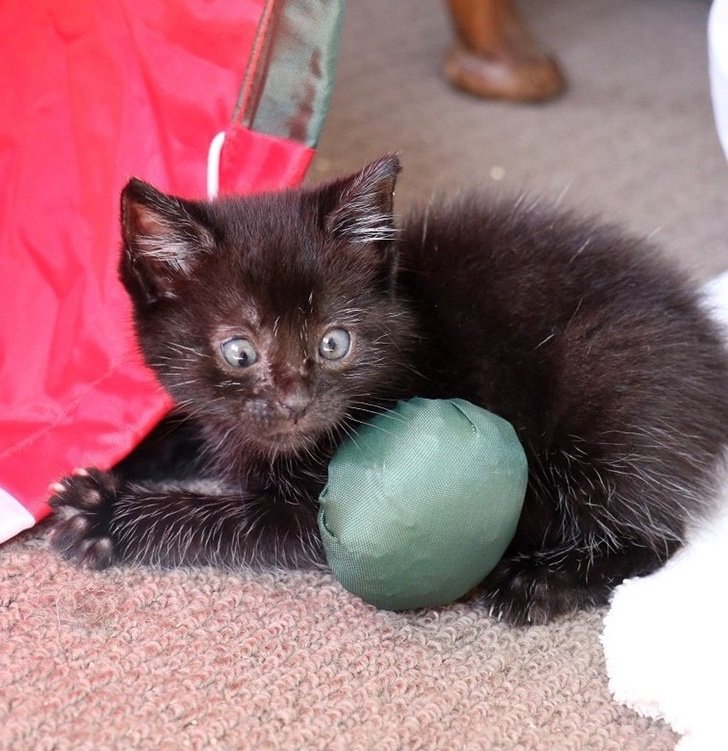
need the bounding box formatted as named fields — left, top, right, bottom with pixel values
left=350, top=405, right=408, bottom=425
left=347, top=417, right=397, bottom=439
left=338, top=422, right=365, bottom=456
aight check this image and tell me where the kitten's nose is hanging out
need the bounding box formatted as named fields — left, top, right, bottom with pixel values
left=279, top=388, right=311, bottom=422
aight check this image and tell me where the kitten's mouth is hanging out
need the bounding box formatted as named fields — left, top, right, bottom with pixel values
left=245, top=406, right=341, bottom=455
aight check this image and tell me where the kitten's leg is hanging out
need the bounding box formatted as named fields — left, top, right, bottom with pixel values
left=478, top=542, right=674, bottom=626
left=49, top=468, right=324, bottom=570
left=477, top=431, right=704, bottom=625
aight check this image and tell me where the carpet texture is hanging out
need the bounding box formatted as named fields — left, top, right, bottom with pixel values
left=3, top=0, right=726, bottom=749
left=2, top=531, right=675, bottom=750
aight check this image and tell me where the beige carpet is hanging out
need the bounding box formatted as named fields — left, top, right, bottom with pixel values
left=3, top=1, right=727, bottom=749
left=2, top=529, right=675, bottom=750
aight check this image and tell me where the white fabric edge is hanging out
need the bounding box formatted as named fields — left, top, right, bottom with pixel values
left=709, top=0, right=728, bottom=159
left=0, top=485, right=36, bottom=544
left=207, top=131, right=226, bottom=200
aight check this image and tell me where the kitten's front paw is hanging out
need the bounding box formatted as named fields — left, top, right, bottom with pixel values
left=478, top=553, right=606, bottom=626
left=49, top=468, right=117, bottom=569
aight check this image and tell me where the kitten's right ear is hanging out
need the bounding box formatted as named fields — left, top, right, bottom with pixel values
left=120, top=179, right=214, bottom=304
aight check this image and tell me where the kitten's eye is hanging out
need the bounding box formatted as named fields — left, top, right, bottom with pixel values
left=319, top=328, right=351, bottom=361
left=220, top=337, right=259, bottom=368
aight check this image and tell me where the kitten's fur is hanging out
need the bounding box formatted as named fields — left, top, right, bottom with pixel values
left=50, top=156, right=728, bottom=625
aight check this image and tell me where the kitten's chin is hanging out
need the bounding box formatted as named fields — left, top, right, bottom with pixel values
left=253, top=424, right=327, bottom=457
left=258, top=434, right=310, bottom=456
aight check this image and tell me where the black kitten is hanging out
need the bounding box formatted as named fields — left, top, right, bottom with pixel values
left=50, top=156, right=728, bottom=625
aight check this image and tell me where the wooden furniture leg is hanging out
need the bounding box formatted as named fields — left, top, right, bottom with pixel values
left=444, top=0, right=566, bottom=102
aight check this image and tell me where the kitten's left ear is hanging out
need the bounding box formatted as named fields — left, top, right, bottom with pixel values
left=323, top=155, right=401, bottom=245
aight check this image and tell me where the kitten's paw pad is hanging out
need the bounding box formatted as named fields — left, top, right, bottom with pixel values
left=48, top=469, right=117, bottom=569
left=49, top=468, right=114, bottom=513
left=479, top=555, right=596, bottom=626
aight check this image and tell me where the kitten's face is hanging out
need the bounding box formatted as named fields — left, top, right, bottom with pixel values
left=119, top=156, right=415, bottom=458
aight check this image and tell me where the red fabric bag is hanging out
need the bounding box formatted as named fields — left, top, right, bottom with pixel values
left=0, top=0, right=344, bottom=542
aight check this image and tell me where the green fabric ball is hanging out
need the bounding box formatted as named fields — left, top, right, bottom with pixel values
left=318, top=398, right=528, bottom=611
